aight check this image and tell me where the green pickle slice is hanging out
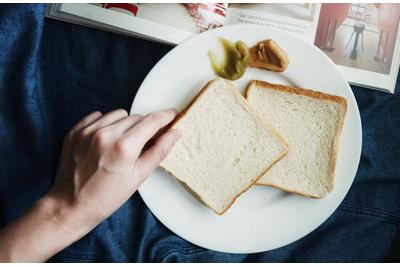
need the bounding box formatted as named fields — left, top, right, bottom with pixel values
left=208, top=38, right=249, bottom=81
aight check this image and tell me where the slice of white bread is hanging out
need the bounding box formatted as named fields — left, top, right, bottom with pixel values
left=160, top=78, right=288, bottom=215
left=245, top=80, right=347, bottom=198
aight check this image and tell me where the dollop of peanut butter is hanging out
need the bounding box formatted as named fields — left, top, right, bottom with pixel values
left=248, top=39, right=289, bottom=72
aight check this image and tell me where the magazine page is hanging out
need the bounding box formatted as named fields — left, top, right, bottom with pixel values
left=224, top=4, right=321, bottom=42
left=134, top=4, right=227, bottom=33
left=55, top=3, right=228, bottom=44
left=314, top=3, right=400, bottom=93
left=57, top=3, right=191, bottom=44
left=47, top=3, right=399, bottom=92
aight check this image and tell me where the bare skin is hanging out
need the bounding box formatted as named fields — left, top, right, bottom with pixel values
left=0, top=108, right=181, bottom=262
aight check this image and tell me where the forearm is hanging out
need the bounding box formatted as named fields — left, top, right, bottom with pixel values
left=0, top=196, right=94, bottom=262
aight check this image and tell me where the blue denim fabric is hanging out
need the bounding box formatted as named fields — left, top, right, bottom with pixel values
left=0, top=4, right=399, bottom=262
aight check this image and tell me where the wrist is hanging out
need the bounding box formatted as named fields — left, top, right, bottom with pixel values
left=36, top=194, right=97, bottom=241
left=0, top=195, right=96, bottom=262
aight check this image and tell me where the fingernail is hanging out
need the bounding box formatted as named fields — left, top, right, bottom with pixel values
left=170, top=129, right=182, bottom=141
left=166, top=108, right=178, bottom=116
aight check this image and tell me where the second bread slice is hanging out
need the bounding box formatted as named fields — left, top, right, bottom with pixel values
left=246, top=80, right=347, bottom=198
left=160, top=78, right=288, bottom=215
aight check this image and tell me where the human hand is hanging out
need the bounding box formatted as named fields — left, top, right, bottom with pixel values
left=0, top=108, right=181, bottom=262
left=45, top=108, right=181, bottom=236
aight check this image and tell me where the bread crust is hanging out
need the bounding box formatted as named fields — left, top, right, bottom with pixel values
left=245, top=80, right=348, bottom=107
left=245, top=80, right=348, bottom=198
left=160, top=78, right=288, bottom=214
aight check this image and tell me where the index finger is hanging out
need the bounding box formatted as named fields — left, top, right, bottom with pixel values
left=121, top=109, right=177, bottom=155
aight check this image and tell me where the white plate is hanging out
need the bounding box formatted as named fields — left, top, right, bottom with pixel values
left=130, top=25, right=362, bottom=254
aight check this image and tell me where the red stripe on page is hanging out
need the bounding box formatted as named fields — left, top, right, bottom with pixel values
left=102, top=3, right=138, bottom=16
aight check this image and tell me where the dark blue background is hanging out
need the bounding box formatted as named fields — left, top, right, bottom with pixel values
left=0, top=4, right=399, bottom=262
